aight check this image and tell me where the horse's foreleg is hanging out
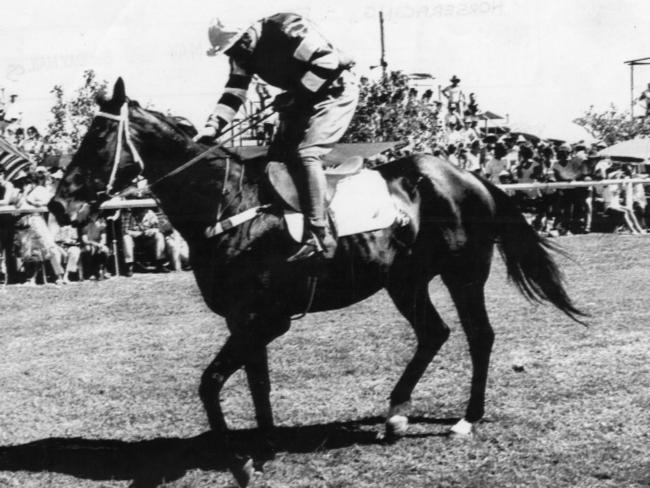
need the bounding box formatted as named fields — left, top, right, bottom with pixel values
left=199, top=335, right=244, bottom=434
left=199, top=314, right=289, bottom=486
left=245, top=347, right=273, bottom=433
left=385, top=283, right=450, bottom=439
left=443, top=277, right=494, bottom=436
left=199, top=333, right=254, bottom=486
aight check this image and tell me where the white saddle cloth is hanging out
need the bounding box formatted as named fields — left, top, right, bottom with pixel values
left=284, top=169, right=399, bottom=242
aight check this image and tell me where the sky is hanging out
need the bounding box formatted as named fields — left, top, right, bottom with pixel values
left=2, top=0, right=650, bottom=133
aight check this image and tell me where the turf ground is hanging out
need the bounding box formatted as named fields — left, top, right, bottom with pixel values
left=0, top=233, right=648, bottom=488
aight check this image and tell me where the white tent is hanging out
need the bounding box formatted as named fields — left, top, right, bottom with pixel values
left=597, top=138, right=650, bottom=163
left=509, top=121, right=597, bottom=145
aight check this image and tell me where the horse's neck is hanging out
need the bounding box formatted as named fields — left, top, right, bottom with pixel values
left=140, top=143, right=257, bottom=239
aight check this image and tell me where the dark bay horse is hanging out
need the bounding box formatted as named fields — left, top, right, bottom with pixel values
left=49, top=79, right=584, bottom=486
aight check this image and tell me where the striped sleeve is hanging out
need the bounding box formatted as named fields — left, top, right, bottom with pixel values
left=208, top=59, right=252, bottom=127
left=286, top=18, right=342, bottom=93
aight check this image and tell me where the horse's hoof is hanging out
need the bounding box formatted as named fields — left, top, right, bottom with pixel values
left=449, top=418, right=474, bottom=437
left=231, top=456, right=255, bottom=487
left=385, top=414, right=409, bottom=440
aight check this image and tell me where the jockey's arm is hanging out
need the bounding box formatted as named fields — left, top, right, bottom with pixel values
left=204, top=58, right=253, bottom=136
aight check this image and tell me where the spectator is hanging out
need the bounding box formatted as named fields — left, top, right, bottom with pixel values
left=81, top=217, right=111, bottom=280
left=459, top=120, right=480, bottom=145
left=552, top=144, right=584, bottom=234
left=0, top=166, right=20, bottom=283
left=484, top=142, right=509, bottom=184
left=638, top=82, right=650, bottom=118
left=505, top=136, right=522, bottom=170
left=464, top=92, right=479, bottom=121
left=442, top=75, right=465, bottom=112
left=622, top=164, right=649, bottom=229
left=15, top=168, right=64, bottom=284
left=446, top=144, right=460, bottom=167
left=22, top=126, right=45, bottom=163
left=3, top=94, right=22, bottom=125
left=516, top=144, right=543, bottom=202
left=432, top=101, right=445, bottom=135
left=155, top=210, right=190, bottom=271
left=122, top=207, right=169, bottom=276
left=0, top=88, right=5, bottom=121
left=465, top=139, right=482, bottom=175
left=54, top=224, right=82, bottom=283
left=598, top=165, right=644, bottom=234
left=165, top=230, right=190, bottom=271
left=14, top=127, right=25, bottom=148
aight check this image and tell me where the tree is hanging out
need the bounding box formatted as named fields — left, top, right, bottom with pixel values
left=343, top=71, right=440, bottom=151
left=574, top=105, right=650, bottom=145
left=45, top=69, right=108, bottom=156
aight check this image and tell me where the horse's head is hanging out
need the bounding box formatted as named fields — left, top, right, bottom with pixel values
left=49, top=78, right=145, bottom=225
left=50, top=77, right=199, bottom=226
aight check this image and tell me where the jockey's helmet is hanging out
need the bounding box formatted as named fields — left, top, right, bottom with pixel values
left=206, top=18, right=245, bottom=56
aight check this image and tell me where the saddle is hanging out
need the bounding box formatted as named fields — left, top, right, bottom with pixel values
left=264, top=147, right=404, bottom=241
left=266, top=155, right=364, bottom=212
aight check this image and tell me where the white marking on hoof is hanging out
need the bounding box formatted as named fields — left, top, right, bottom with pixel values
left=232, top=457, right=255, bottom=487
left=449, top=418, right=473, bottom=437
left=386, top=414, right=409, bottom=437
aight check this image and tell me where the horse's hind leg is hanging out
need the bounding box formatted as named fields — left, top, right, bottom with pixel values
left=442, top=273, right=494, bottom=436
left=385, top=282, right=450, bottom=439
left=244, top=316, right=290, bottom=463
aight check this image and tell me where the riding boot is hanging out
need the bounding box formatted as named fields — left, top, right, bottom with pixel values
left=286, top=156, right=336, bottom=262
left=312, top=225, right=336, bottom=258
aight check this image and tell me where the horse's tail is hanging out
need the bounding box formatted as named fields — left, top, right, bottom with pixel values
left=482, top=179, right=588, bottom=324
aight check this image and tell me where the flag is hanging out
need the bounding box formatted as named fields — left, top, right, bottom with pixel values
left=0, top=135, right=33, bottom=181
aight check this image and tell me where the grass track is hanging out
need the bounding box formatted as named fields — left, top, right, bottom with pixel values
left=0, top=234, right=649, bottom=487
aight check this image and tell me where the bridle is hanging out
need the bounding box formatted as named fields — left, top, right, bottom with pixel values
left=94, top=102, right=232, bottom=201
left=92, top=102, right=267, bottom=236
left=95, top=103, right=146, bottom=198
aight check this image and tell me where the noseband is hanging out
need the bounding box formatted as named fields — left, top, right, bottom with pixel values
left=95, top=103, right=145, bottom=197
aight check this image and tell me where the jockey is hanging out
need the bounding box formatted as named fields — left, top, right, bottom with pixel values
left=195, top=13, right=359, bottom=261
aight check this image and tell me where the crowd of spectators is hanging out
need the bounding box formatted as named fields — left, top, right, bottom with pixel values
left=377, top=75, right=650, bottom=236
left=0, top=165, right=190, bottom=285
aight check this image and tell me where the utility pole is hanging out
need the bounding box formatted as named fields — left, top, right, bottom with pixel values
left=379, top=11, right=387, bottom=77
left=630, top=62, right=635, bottom=118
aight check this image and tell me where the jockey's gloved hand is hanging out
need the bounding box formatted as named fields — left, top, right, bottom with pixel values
left=272, top=92, right=294, bottom=111
left=193, top=125, right=219, bottom=143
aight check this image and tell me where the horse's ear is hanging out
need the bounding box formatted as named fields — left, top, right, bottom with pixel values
left=95, top=92, right=108, bottom=106
left=112, top=77, right=126, bottom=105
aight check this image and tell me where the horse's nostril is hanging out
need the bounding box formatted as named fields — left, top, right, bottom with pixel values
left=47, top=199, right=70, bottom=225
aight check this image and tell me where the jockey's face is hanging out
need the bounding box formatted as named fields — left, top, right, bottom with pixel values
left=225, top=33, right=254, bottom=68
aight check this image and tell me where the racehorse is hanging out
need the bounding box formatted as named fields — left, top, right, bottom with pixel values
left=49, top=79, right=584, bottom=486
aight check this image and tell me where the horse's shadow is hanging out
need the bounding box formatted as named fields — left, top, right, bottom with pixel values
left=0, top=416, right=455, bottom=487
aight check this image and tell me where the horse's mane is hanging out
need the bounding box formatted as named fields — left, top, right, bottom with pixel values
left=126, top=100, right=254, bottom=167
left=127, top=100, right=199, bottom=140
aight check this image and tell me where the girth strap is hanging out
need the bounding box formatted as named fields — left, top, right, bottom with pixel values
left=204, top=204, right=271, bottom=238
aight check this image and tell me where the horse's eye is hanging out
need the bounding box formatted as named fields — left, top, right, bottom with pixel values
left=72, top=173, right=85, bottom=186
